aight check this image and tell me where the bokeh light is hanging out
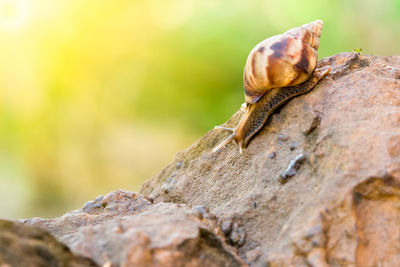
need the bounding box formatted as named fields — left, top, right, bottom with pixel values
left=0, top=0, right=29, bottom=30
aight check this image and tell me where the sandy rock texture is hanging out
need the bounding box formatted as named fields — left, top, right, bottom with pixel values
left=141, top=53, right=400, bottom=266
left=0, top=219, right=97, bottom=267
left=22, top=190, right=244, bottom=267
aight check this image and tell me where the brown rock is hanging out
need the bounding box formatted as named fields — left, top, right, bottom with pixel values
left=0, top=219, right=97, bottom=267
left=22, top=190, right=244, bottom=267
left=140, top=53, right=400, bottom=266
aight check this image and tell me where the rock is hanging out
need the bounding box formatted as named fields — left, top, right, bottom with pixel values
left=279, top=153, right=307, bottom=183
left=0, top=219, right=97, bottom=267
left=22, top=190, right=244, bottom=267
left=141, top=53, right=400, bottom=266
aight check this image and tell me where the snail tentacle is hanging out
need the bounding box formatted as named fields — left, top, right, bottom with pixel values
left=212, top=132, right=237, bottom=153
left=214, top=126, right=236, bottom=132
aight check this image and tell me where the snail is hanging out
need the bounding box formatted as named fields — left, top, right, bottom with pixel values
left=213, top=20, right=330, bottom=153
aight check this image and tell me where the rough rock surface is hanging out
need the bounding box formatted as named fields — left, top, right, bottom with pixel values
left=0, top=219, right=97, bottom=267
left=141, top=53, right=400, bottom=266
left=22, top=190, right=244, bottom=267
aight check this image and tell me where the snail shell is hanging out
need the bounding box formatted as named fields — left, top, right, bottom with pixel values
left=243, top=20, right=323, bottom=104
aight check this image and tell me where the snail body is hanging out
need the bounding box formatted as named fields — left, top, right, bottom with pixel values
left=213, top=20, right=327, bottom=153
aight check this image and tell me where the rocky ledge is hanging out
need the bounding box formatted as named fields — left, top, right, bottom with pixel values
left=1, top=53, right=400, bottom=267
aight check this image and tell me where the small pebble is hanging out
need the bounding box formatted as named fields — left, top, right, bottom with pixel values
left=278, top=134, right=289, bottom=142
left=279, top=154, right=307, bottom=183
left=289, top=141, right=298, bottom=151
left=176, top=161, right=183, bottom=169
left=237, top=226, right=246, bottom=246
left=82, top=196, right=105, bottom=213
left=161, top=175, right=177, bottom=194
left=230, top=230, right=240, bottom=244
left=228, top=222, right=246, bottom=247
left=268, top=151, right=276, bottom=159
left=221, top=220, right=233, bottom=235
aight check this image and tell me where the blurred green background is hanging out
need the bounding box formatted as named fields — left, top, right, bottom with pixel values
left=0, top=0, right=399, bottom=219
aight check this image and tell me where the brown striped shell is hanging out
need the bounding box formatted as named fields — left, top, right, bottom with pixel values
left=243, top=20, right=323, bottom=104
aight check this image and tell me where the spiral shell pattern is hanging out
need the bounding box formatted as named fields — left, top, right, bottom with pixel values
left=243, top=20, right=323, bottom=104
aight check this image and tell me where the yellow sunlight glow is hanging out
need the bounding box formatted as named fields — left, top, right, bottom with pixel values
left=0, top=0, right=29, bottom=30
